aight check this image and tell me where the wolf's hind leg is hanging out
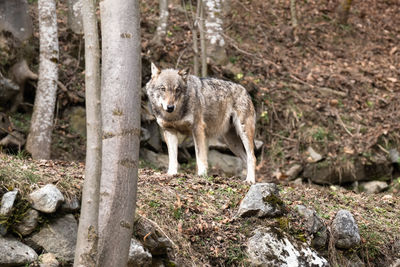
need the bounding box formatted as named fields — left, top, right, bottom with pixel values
left=233, top=113, right=256, bottom=183
left=193, top=120, right=208, bottom=176
left=222, top=126, right=247, bottom=163
left=164, top=130, right=179, bottom=175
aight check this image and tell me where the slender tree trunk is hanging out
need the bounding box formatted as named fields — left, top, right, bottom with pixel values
left=199, top=0, right=207, bottom=77
left=97, top=0, right=141, bottom=266
left=26, top=0, right=59, bottom=159
left=336, top=0, right=353, bottom=25
left=290, top=0, right=298, bottom=28
left=203, top=0, right=227, bottom=65
left=74, top=0, right=101, bottom=265
left=192, top=0, right=200, bottom=76
left=151, top=0, right=169, bottom=45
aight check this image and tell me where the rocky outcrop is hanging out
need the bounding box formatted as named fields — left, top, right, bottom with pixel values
left=29, top=184, right=64, bottom=213
left=15, top=209, right=39, bottom=236
left=0, top=237, right=38, bottom=266
left=296, top=205, right=328, bottom=249
left=30, top=214, right=78, bottom=262
left=237, top=183, right=284, bottom=218
left=128, top=238, right=152, bottom=267
left=247, top=227, right=329, bottom=267
left=332, top=210, right=361, bottom=249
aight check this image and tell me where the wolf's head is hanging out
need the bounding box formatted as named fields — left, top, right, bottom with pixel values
left=146, top=63, right=189, bottom=115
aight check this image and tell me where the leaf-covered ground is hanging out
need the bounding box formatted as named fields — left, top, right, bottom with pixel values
left=1, top=153, right=399, bottom=266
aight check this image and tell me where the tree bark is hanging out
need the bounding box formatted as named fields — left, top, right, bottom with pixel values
left=97, top=0, right=141, bottom=266
left=151, top=0, right=169, bottom=45
left=336, top=0, right=353, bottom=25
left=203, top=0, right=227, bottom=65
left=73, top=0, right=101, bottom=265
left=290, top=0, right=298, bottom=28
left=199, top=0, right=207, bottom=77
left=26, top=0, right=59, bottom=160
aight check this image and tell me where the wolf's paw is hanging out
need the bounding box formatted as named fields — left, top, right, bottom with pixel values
left=167, top=169, right=178, bottom=175
left=245, top=178, right=256, bottom=184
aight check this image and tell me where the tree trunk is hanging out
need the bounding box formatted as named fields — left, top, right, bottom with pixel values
left=199, top=0, right=207, bottom=77
left=203, top=0, right=227, bottom=65
left=26, top=0, right=59, bottom=160
left=290, top=0, right=298, bottom=28
left=73, top=0, right=101, bottom=265
left=336, top=0, right=353, bottom=25
left=97, top=0, right=141, bottom=266
left=151, top=0, right=169, bottom=45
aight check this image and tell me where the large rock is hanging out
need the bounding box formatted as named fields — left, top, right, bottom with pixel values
left=15, top=209, right=39, bottom=236
left=61, top=197, right=80, bottom=212
left=139, top=148, right=169, bottom=170
left=359, top=181, right=388, bottom=194
left=0, top=0, right=33, bottom=41
left=29, top=184, right=64, bottom=213
left=0, top=190, right=18, bottom=216
left=0, top=237, right=38, bottom=266
left=39, top=253, right=59, bottom=267
left=296, top=205, right=327, bottom=249
left=127, top=238, right=152, bottom=267
left=236, top=183, right=284, bottom=218
left=30, top=214, right=77, bottom=262
left=133, top=216, right=173, bottom=256
left=247, top=227, right=329, bottom=267
left=208, top=150, right=243, bottom=176
left=332, top=210, right=360, bottom=249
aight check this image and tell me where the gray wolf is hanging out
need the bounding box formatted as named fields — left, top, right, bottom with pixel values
left=146, top=63, right=256, bottom=183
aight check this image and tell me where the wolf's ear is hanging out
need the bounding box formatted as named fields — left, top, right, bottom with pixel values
left=151, top=62, right=161, bottom=78
left=178, top=67, right=190, bottom=80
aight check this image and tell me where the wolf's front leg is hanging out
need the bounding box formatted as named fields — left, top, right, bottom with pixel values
left=193, top=122, right=208, bottom=176
left=164, top=130, right=179, bottom=175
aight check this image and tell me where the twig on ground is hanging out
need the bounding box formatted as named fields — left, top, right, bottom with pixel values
left=138, top=214, right=179, bottom=251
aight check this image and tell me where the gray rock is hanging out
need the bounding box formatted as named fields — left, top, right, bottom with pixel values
left=29, top=184, right=65, bottom=213
left=39, top=253, right=59, bottom=267
left=208, top=150, right=243, bottom=176
left=286, top=164, right=303, bottom=180
left=296, top=205, right=327, bottom=248
left=0, top=190, right=18, bottom=216
left=237, top=183, right=284, bottom=218
left=0, top=237, right=38, bottom=266
left=61, top=197, right=80, bottom=212
left=140, top=148, right=169, bottom=170
left=247, top=227, right=329, bottom=267
left=332, top=210, right=360, bottom=249
left=127, top=238, right=152, bottom=267
left=291, top=178, right=303, bottom=185
left=389, top=149, right=399, bottom=164
left=143, top=121, right=162, bottom=152
left=15, top=209, right=39, bottom=236
left=254, top=139, right=264, bottom=152
left=140, top=127, right=151, bottom=142
left=307, top=147, right=323, bottom=162
left=0, top=0, right=33, bottom=41
left=31, top=214, right=77, bottom=262
left=133, top=216, right=173, bottom=256
left=360, top=181, right=388, bottom=194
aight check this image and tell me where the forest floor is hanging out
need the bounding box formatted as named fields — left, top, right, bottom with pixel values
left=1, top=0, right=400, bottom=266
left=1, top=152, right=399, bottom=266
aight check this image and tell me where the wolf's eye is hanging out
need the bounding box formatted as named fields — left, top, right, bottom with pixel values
left=175, top=86, right=181, bottom=92
left=159, top=86, right=165, bottom=92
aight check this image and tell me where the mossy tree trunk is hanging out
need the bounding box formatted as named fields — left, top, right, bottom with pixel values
left=73, top=0, right=101, bottom=265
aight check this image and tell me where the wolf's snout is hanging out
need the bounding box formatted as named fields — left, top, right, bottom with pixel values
left=166, top=105, right=175, bottom=113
